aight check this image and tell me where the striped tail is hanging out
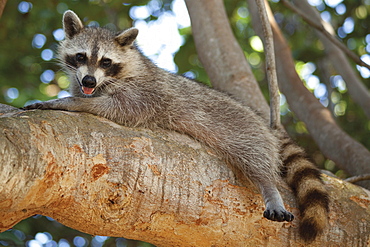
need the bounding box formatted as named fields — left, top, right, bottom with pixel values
left=279, top=131, right=330, bottom=243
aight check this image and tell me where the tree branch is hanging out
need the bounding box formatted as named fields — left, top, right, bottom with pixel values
left=247, top=0, right=370, bottom=188
left=289, top=0, right=370, bottom=119
left=281, top=0, right=370, bottom=71
left=345, top=174, right=370, bottom=184
left=0, top=0, right=7, bottom=19
left=1, top=105, right=370, bottom=245
left=254, top=0, right=280, bottom=129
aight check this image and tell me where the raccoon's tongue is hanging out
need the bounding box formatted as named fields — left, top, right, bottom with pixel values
left=82, top=87, right=95, bottom=95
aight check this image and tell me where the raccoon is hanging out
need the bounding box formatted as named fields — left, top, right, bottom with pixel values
left=24, top=10, right=329, bottom=242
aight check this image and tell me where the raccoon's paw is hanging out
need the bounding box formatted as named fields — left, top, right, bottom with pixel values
left=22, top=102, right=51, bottom=110
left=263, top=208, right=294, bottom=222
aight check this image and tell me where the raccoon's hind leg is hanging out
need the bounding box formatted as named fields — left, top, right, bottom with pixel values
left=259, top=180, right=294, bottom=222
left=257, top=179, right=294, bottom=222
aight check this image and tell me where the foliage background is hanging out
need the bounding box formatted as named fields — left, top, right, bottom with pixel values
left=0, top=0, right=369, bottom=246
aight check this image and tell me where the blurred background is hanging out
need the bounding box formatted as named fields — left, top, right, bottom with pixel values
left=0, top=0, right=369, bottom=246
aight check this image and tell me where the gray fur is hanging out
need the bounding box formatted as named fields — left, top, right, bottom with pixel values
left=24, top=10, right=294, bottom=222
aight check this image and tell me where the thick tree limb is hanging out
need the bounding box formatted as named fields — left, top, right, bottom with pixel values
left=255, top=0, right=280, bottom=129
left=247, top=0, right=370, bottom=188
left=1, top=105, right=370, bottom=246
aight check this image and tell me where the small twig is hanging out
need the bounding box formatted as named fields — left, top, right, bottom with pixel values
left=0, top=0, right=7, bottom=18
left=345, top=174, right=370, bottom=183
left=255, top=0, right=281, bottom=129
left=280, top=0, right=370, bottom=71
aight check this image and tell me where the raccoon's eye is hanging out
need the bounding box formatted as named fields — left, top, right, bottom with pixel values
left=100, top=58, right=112, bottom=68
left=76, top=53, right=86, bottom=63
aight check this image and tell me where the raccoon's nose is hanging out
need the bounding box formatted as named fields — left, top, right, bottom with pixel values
left=82, top=75, right=97, bottom=88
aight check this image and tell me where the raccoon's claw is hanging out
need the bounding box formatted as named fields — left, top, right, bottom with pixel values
left=263, top=208, right=294, bottom=222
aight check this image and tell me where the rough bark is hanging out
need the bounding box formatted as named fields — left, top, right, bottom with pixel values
left=247, top=0, right=370, bottom=187
left=1, top=105, right=370, bottom=246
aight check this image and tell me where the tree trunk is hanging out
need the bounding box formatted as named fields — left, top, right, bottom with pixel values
left=1, top=105, right=370, bottom=246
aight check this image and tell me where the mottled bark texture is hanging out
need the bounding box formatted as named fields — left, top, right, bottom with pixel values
left=1, top=105, right=370, bottom=246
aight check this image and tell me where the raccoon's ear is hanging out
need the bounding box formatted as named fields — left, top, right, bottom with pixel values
left=115, top=28, right=139, bottom=47
left=63, top=10, right=84, bottom=39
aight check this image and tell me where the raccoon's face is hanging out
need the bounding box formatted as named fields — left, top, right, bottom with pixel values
left=59, top=10, right=139, bottom=96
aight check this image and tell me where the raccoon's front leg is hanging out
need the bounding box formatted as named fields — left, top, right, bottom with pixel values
left=23, top=95, right=153, bottom=127
left=22, top=96, right=123, bottom=123
left=23, top=97, right=103, bottom=113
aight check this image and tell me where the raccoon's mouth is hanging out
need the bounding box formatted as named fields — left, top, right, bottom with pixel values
left=77, top=76, right=96, bottom=95
left=81, top=86, right=95, bottom=95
